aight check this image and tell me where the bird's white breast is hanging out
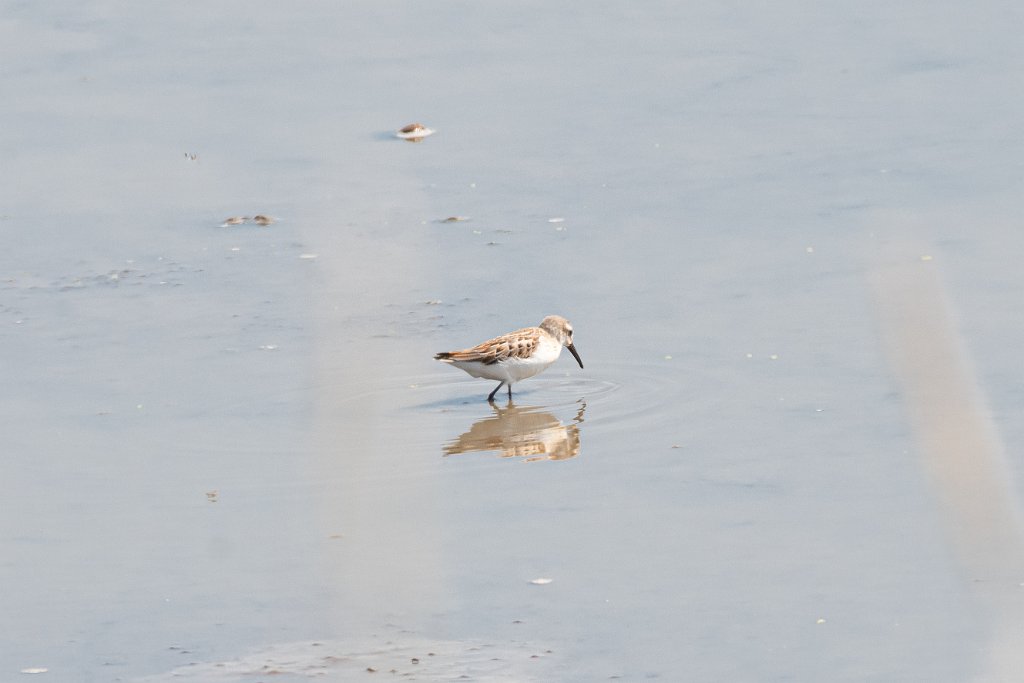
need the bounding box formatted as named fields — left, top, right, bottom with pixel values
left=448, top=335, right=562, bottom=383
left=502, top=335, right=562, bottom=381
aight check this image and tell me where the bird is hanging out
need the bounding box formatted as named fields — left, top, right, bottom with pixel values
left=435, top=315, right=583, bottom=402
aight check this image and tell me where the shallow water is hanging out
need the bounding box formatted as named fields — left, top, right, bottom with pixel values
left=3, top=1, right=1024, bottom=681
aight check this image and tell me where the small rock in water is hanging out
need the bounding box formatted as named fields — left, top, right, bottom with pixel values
left=220, top=216, right=248, bottom=227
left=396, top=122, right=435, bottom=141
left=442, top=216, right=470, bottom=223
left=252, top=214, right=274, bottom=226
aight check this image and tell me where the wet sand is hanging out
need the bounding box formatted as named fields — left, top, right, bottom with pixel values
left=3, top=1, right=1024, bottom=681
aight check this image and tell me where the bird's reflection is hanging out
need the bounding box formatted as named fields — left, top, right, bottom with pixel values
left=444, top=400, right=586, bottom=461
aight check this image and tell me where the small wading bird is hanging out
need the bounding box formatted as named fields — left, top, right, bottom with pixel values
left=435, top=315, right=584, bottom=402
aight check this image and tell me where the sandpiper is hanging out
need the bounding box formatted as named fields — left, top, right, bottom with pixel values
left=435, top=315, right=583, bottom=401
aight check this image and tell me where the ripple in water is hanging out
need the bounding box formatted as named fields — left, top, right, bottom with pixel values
left=320, top=357, right=697, bottom=463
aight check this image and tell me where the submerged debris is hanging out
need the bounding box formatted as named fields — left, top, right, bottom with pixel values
left=134, top=633, right=559, bottom=680
left=219, top=214, right=276, bottom=228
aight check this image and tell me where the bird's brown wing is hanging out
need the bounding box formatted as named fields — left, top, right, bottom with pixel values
left=436, top=327, right=539, bottom=364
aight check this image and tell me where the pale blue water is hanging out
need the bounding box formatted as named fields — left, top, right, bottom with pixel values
left=3, top=1, right=1023, bottom=681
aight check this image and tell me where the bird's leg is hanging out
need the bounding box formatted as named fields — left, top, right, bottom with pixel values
left=507, top=383, right=513, bottom=399
left=487, top=381, right=505, bottom=402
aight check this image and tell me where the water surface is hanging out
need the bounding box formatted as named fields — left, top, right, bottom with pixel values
left=3, top=1, right=1023, bottom=681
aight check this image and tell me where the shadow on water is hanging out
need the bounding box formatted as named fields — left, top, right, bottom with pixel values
left=442, top=400, right=586, bottom=461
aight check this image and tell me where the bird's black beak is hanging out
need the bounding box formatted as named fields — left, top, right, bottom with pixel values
left=567, top=343, right=584, bottom=369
